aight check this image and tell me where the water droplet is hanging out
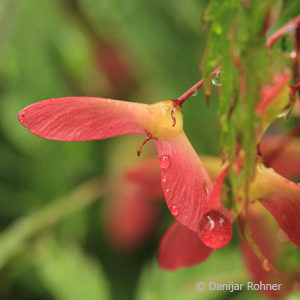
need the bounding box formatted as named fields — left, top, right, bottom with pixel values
left=165, top=188, right=170, bottom=193
left=192, top=90, right=198, bottom=96
left=159, top=155, right=170, bottom=169
left=203, top=183, right=209, bottom=195
left=170, top=205, right=179, bottom=216
left=281, top=33, right=295, bottom=55
left=162, top=176, right=167, bottom=183
left=290, top=50, right=297, bottom=59
left=198, top=210, right=232, bottom=248
left=211, top=71, right=222, bottom=87
left=262, top=259, right=271, bottom=272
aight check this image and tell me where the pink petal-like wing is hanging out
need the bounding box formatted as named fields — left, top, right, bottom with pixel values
left=256, top=72, right=290, bottom=116
left=260, top=136, right=300, bottom=179
left=158, top=221, right=213, bottom=270
left=18, top=97, right=150, bottom=141
left=255, top=72, right=291, bottom=141
left=242, top=241, right=297, bottom=299
left=155, top=132, right=213, bottom=232
left=252, top=165, right=300, bottom=248
left=259, top=185, right=300, bottom=249
left=242, top=202, right=294, bottom=299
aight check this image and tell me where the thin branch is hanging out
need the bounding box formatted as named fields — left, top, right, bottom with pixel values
left=176, top=79, right=205, bottom=106
left=266, top=15, right=300, bottom=48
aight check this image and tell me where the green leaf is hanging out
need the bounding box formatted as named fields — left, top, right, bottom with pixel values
left=32, top=236, right=110, bottom=300
left=202, top=0, right=274, bottom=203
left=0, top=179, right=103, bottom=269
left=136, top=246, right=251, bottom=300
left=285, top=293, right=300, bottom=300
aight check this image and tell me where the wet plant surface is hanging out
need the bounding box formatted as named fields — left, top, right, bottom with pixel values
left=1, top=0, right=300, bottom=299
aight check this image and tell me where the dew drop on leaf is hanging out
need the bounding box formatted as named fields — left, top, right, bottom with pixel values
left=211, top=71, right=222, bottom=87
left=170, top=205, right=179, bottom=216
left=281, top=32, right=295, bottom=55
left=160, top=155, right=170, bottom=169
left=161, top=175, right=167, bottom=183
left=198, top=210, right=232, bottom=248
left=290, top=50, right=297, bottom=59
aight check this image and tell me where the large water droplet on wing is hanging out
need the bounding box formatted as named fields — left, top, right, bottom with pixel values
left=281, top=32, right=295, bottom=56
left=198, top=210, right=232, bottom=248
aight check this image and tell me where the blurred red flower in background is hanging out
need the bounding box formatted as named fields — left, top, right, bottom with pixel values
left=105, top=157, right=162, bottom=250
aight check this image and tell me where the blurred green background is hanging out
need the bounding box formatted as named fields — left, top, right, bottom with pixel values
left=0, top=0, right=298, bottom=299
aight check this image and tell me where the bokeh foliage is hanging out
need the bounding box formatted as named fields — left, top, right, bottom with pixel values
left=0, top=0, right=299, bottom=300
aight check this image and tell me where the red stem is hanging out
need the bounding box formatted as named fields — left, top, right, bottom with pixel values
left=291, top=81, right=300, bottom=91
left=177, top=16, right=300, bottom=109
left=136, top=132, right=152, bottom=156
left=266, top=15, right=300, bottom=48
left=173, top=15, right=300, bottom=123
left=176, top=79, right=205, bottom=106
left=176, top=65, right=221, bottom=107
